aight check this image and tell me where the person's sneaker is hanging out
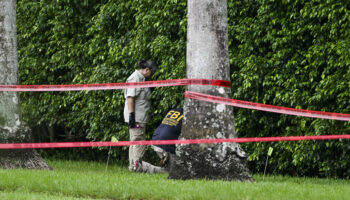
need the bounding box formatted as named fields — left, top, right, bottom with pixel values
left=134, top=159, right=143, bottom=172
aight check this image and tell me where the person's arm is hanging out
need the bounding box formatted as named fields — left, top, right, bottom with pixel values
left=127, top=97, right=135, bottom=113
left=127, top=97, right=136, bottom=128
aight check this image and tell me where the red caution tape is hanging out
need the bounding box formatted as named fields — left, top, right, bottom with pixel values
left=1, top=80, right=349, bottom=150
left=2, top=79, right=349, bottom=121
left=185, top=91, right=350, bottom=121
left=0, top=79, right=230, bottom=92
left=1, top=135, right=350, bottom=149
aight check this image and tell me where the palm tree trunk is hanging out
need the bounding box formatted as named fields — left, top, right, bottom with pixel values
left=168, top=0, right=252, bottom=181
left=0, top=0, right=51, bottom=170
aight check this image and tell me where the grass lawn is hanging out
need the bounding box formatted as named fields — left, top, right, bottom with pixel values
left=0, top=160, right=349, bottom=200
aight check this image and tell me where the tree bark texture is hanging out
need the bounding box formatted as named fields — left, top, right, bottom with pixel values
left=168, top=0, right=252, bottom=181
left=0, top=0, right=51, bottom=170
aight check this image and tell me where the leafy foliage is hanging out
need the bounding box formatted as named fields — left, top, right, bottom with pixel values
left=17, top=0, right=186, bottom=161
left=17, top=0, right=350, bottom=177
left=228, top=0, right=350, bottom=178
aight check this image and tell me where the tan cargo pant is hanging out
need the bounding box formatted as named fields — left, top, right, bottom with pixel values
left=139, top=160, right=168, bottom=173
left=128, top=123, right=146, bottom=171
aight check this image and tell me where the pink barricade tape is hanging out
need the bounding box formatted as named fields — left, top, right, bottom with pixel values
left=1, top=135, right=350, bottom=149
left=1, top=79, right=349, bottom=121
left=185, top=91, right=350, bottom=121
left=1, top=80, right=349, bottom=150
left=0, top=79, right=230, bottom=91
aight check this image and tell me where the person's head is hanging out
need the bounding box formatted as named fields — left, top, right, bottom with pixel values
left=138, top=59, right=158, bottom=78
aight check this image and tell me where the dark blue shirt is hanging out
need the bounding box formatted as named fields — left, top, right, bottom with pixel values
left=152, top=108, right=183, bottom=154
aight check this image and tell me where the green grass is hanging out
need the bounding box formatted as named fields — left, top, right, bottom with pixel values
left=0, top=160, right=349, bottom=200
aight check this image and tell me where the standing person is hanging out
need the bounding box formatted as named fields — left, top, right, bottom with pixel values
left=134, top=108, right=183, bottom=173
left=124, top=59, right=158, bottom=171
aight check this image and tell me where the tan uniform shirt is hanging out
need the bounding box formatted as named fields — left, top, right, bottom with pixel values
left=124, top=70, right=152, bottom=123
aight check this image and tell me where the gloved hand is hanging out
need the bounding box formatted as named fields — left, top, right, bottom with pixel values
left=129, top=112, right=136, bottom=128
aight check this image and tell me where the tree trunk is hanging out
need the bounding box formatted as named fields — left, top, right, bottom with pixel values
left=0, top=0, right=51, bottom=170
left=168, top=0, right=252, bottom=181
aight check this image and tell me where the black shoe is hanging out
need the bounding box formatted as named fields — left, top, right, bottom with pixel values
left=159, top=152, right=169, bottom=167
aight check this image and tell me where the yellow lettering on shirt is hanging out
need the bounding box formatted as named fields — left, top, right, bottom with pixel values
left=162, top=110, right=184, bottom=126
left=170, top=112, right=181, bottom=119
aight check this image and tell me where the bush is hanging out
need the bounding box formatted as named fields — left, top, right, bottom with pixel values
left=17, top=0, right=350, bottom=177
left=228, top=0, right=350, bottom=178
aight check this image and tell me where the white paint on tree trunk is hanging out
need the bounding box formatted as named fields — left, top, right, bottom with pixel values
left=15, top=114, right=21, bottom=126
left=216, top=104, right=225, bottom=112
left=217, top=87, right=225, bottom=94
left=12, top=96, right=18, bottom=104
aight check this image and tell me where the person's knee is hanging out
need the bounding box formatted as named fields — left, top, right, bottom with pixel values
left=130, top=131, right=145, bottom=141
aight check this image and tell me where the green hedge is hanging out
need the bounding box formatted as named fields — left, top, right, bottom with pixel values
left=229, top=0, right=350, bottom=178
left=17, top=0, right=350, bottom=178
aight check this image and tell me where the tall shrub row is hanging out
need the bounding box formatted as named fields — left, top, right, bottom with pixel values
left=228, top=0, right=350, bottom=178
left=17, top=0, right=350, bottom=177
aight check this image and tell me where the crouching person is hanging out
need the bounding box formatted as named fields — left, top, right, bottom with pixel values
left=134, top=108, right=183, bottom=173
